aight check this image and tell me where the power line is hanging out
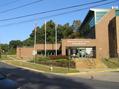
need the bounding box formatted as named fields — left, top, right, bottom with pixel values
left=0, top=0, right=117, bottom=27
left=0, top=19, right=35, bottom=27
left=0, top=0, right=114, bottom=22
left=0, top=0, right=117, bottom=28
left=4, top=0, right=107, bottom=13
left=42, top=0, right=117, bottom=19
left=0, top=0, right=44, bottom=14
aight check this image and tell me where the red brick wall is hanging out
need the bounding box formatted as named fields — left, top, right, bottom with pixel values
left=116, top=16, right=119, bottom=56
left=17, top=47, right=34, bottom=59
left=16, top=44, right=61, bottom=59
left=95, top=9, right=115, bottom=59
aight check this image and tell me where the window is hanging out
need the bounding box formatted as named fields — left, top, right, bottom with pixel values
left=89, top=17, right=95, bottom=28
left=96, top=11, right=107, bottom=23
left=116, top=10, right=119, bottom=16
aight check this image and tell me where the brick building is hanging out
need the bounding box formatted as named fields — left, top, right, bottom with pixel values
left=17, top=8, right=119, bottom=59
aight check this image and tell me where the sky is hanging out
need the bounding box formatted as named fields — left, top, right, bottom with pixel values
left=0, top=0, right=118, bottom=44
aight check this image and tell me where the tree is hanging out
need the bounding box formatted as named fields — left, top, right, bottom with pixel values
left=72, top=20, right=81, bottom=32
left=9, top=40, right=23, bottom=49
left=22, top=20, right=81, bottom=46
left=44, top=20, right=55, bottom=43
left=69, top=32, right=80, bottom=38
left=8, top=40, right=23, bottom=54
left=1, top=44, right=9, bottom=53
left=62, top=23, right=73, bottom=38
left=23, top=38, right=34, bottom=46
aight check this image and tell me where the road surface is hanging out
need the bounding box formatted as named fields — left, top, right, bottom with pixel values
left=0, top=62, right=119, bottom=89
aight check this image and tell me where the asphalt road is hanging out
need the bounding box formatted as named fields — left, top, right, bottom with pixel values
left=0, top=62, right=119, bottom=89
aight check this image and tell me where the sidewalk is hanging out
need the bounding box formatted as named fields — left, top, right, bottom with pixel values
left=73, top=71, right=119, bottom=82
left=66, top=68, right=119, bottom=75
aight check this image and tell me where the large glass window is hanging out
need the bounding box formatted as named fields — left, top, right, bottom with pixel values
left=80, top=11, right=95, bottom=38
left=66, top=47, right=96, bottom=58
left=116, top=10, right=119, bottom=16
left=89, top=17, right=95, bottom=28
left=96, top=11, right=107, bottom=23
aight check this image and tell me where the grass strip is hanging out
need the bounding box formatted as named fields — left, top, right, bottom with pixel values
left=4, top=60, right=78, bottom=73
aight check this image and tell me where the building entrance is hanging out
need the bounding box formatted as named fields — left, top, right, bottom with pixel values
left=66, top=47, right=96, bottom=58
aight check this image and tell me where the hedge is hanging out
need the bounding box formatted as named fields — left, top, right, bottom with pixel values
left=30, top=57, right=75, bottom=68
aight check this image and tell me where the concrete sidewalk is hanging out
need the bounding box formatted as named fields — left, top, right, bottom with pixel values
left=73, top=71, right=119, bottom=82
left=66, top=68, right=119, bottom=75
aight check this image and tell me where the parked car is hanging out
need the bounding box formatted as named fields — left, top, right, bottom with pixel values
left=0, top=72, right=20, bottom=89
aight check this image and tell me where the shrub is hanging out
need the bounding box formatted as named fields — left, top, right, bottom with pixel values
left=49, top=55, right=68, bottom=60
left=30, top=57, right=75, bottom=68
left=30, top=56, right=50, bottom=62
left=53, top=59, right=75, bottom=68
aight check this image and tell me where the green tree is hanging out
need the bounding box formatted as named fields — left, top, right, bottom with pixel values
left=1, top=44, right=9, bottom=53
left=23, top=38, right=34, bottom=46
left=9, top=40, right=23, bottom=49
left=23, top=20, right=81, bottom=46
left=63, top=23, right=73, bottom=38
left=8, top=40, right=23, bottom=54
left=72, top=20, right=81, bottom=32
left=69, top=32, right=80, bottom=38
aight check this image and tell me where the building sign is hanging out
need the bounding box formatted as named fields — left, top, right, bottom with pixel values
left=67, top=40, right=90, bottom=45
left=32, top=50, right=37, bottom=55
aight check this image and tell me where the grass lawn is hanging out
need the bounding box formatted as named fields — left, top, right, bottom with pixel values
left=4, top=60, right=78, bottom=73
left=0, top=55, right=9, bottom=60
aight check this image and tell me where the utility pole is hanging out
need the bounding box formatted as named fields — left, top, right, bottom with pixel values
left=45, top=21, right=47, bottom=57
left=55, top=23, right=58, bottom=56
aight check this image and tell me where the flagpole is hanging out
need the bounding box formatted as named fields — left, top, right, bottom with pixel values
left=55, top=23, right=58, bottom=56
left=45, top=21, right=47, bottom=57
left=34, top=20, right=37, bottom=63
left=34, top=23, right=37, bottom=52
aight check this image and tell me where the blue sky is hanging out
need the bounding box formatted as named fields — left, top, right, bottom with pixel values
left=0, top=0, right=118, bottom=44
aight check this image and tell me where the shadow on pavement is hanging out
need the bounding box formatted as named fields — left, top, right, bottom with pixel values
left=0, top=63, right=93, bottom=89
left=0, top=63, right=119, bottom=89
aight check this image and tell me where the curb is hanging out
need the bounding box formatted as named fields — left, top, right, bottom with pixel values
left=1, top=61, right=66, bottom=76
left=1, top=61, right=119, bottom=76
left=66, top=69, right=119, bottom=76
